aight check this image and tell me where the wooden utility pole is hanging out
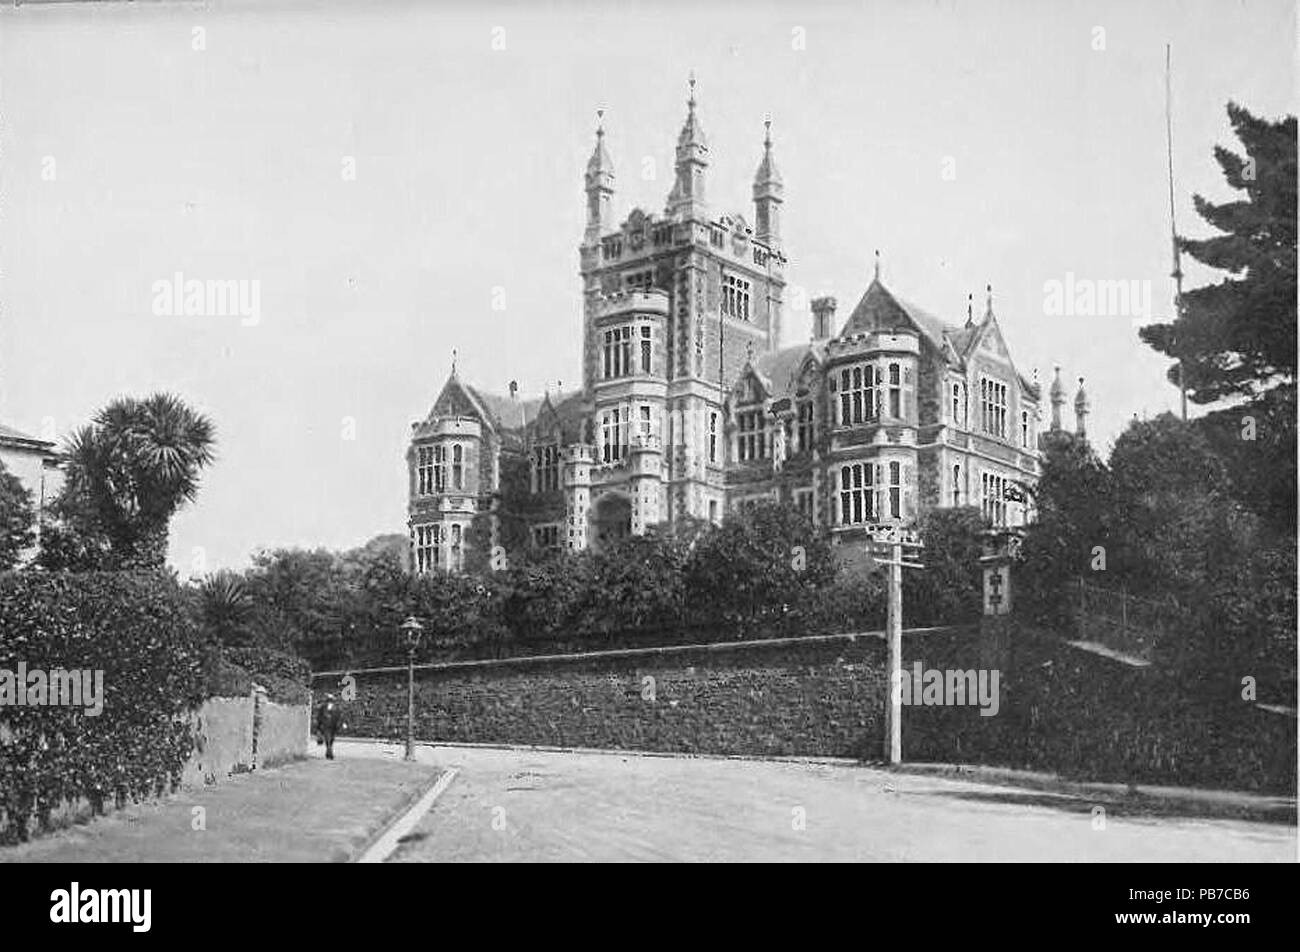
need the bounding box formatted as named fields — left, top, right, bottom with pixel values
left=1166, top=43, right=1188, bottom=421
left=870, top=526, right=924, bottom=765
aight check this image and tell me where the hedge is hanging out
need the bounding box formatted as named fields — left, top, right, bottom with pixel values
left=210, top=645, right=311, bottom=704
left=0, top=571, right=207, bottom=843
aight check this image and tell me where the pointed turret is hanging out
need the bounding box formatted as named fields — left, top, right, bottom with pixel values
left=1049, top=364, right=1065, bottom=431
left=1074, top=376, right=1090, bottom=439
left=752, top=117, right=783, bottom=248
left=584, top=110, right=615, bottom=246
left=667, top=74, right=709, bottom=221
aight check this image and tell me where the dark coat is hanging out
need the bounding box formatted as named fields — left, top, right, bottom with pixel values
left=315, top=700, right=344, bottom=737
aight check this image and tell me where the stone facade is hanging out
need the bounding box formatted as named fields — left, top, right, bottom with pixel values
left=407, top=86, right=1090, bottom=570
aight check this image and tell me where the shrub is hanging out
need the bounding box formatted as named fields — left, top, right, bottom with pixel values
left=0, top=571, right=206, bottom=843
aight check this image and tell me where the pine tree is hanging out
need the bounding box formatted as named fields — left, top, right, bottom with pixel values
left=1140, top=102, right=1296, bottom=404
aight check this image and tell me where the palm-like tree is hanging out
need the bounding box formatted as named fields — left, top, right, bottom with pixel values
left=198, top=570, right=253, bottom=645
left=62, top=393, right=216, bottom=568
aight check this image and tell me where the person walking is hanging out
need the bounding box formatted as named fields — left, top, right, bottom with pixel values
left=314, top=693, right=346, bottom=760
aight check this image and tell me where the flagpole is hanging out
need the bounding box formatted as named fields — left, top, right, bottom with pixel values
left=1166, top=43, right=1188, bottom=421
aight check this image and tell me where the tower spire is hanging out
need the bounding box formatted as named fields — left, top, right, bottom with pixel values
left=668, top=73, right=709, bottom=220
left=752, top=114, right=783, bottom=248
left=874, top=249, right=881, bottom=281
left=584, top=107, right=615, bottom=246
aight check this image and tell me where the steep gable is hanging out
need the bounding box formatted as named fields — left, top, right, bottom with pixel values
left=964, top=314, right=1015, bottom=366
left=427, top=374, right=489, bottom=425
left=731, top=363, right=770, bottom=404
left=754, top=342, right=822, bottom=399
left=838, top=278, right=952, bottom=352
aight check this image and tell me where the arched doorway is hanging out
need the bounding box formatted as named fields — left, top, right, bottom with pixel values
left=591, top=493, right=632, bottom=548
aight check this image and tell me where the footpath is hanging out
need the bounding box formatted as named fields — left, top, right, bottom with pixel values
left=0, top=755, right=442, bottom=863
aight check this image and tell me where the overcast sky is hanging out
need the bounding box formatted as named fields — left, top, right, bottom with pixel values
left=0, top=0, right=1294, bottom=574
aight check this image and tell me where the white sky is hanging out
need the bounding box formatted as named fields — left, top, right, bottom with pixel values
left=0, top=0, right=1294, bottom=573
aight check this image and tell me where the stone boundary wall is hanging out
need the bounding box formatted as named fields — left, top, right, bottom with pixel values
left=314, top=627, right=988, bottom=761
left=313, top=624, right=1295, bottom=794
left=184, top=688, right=309, bottom=787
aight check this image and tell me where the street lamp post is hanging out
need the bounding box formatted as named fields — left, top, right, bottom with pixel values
left=399, top=616, right=425, bottom=761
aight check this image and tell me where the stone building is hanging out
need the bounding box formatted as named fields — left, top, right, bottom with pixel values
left=0, top=419, right=63, bottom=553
left=407, top=84, right=1090, bottom=571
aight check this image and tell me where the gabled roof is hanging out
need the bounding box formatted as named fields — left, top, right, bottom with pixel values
left=753, top=342, right=825, bottom=399
left=947, top=324, right=979, bottom=357
left=0, top=421, right=56, bottom=452
left=835, top=280, right=1034, bottom=393
left=838, top=278, right=952, bottom=350
left=466, top=384, right=547, bottom=433
left=426, top=374, right=486, bottom=424
left=530, top=389, right=586, bottom=444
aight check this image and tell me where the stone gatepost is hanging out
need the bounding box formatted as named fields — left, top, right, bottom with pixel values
left=977, top=528, right=1023, bottom=673
left=251, top=683, right=267, bottom=771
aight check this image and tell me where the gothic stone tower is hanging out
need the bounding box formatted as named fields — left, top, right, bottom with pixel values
left=573, top=80, right=788, bottom=541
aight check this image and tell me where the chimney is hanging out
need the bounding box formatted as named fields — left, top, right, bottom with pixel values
left=811, top=296, right=837, bottom=341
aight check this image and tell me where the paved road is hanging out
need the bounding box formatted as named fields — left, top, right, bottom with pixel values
left=329, top=742, right=1297, bottom=863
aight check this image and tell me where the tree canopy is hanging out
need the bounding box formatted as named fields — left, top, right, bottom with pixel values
left=1140, top=103, right=1296, bottom=404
